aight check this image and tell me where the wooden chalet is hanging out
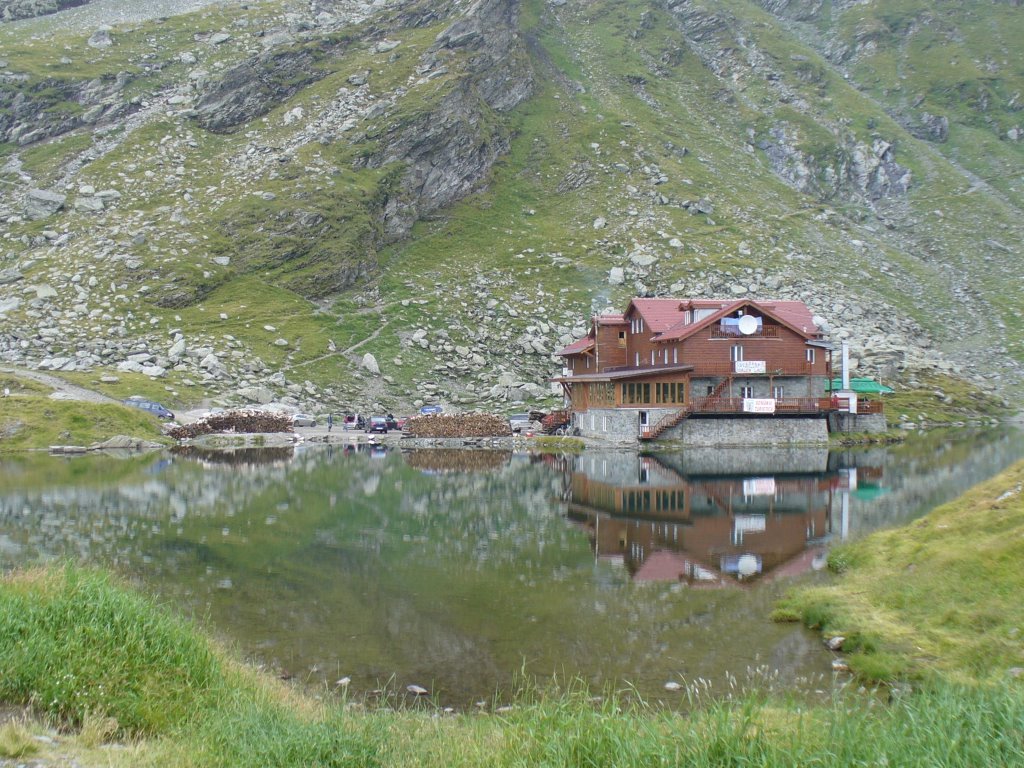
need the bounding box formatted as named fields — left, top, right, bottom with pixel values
left=554, top=297, right=871, bottom=440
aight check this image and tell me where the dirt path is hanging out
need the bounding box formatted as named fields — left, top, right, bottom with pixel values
left=0, top=366, right=118, bottom=404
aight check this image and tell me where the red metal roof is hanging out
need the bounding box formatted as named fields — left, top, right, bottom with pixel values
left=555, top=337, right=595, bottom=356
left=625, top=299, right=691, bottom=332
left=595, top=313, right=626, bottom=325
left=653, top=299, right=818, bottom=342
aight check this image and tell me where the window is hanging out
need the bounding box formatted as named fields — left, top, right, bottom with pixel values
left=663, top=349, right=669, bottom=365
left=602, top=416, right=608, bottom=432
left=618, top=331, right=626, bottom=347
left=654, top=382, right=684, bottom=404
left=806, top=348, right=816, bottom=364
left=673, top=347, right=678, bottom=365
left=639, top=317, right=644, bottom=333
left=773, top=386, right=785, bottom=399
left=650, top=350, right=655, bottom=366
left=590, top=413, right=596, bottom=431
left=740, top=385, right=754, bottom=398
left=635, top=352, right=640, bottom=367
left=731, top=345, right=744, bottom=362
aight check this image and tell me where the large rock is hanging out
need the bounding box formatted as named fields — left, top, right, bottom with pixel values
left=362, top=353, right=380, bottom=375
left=237, top=386, right=275, bottom=404
left=87, top=26, right=113, bottom=49
left=24, top=189, right=66, bottom=220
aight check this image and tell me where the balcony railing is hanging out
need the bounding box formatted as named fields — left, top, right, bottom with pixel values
left=686, top=397, right=884, bottom=415
left=688, top=397, right=830, bottom=415
left=709, top=325, right=781, bottom=339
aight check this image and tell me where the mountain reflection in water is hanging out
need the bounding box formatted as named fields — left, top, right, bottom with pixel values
left=566, top=448, right=869, bottom=585
left=0, top=428, right=1021, bottom=706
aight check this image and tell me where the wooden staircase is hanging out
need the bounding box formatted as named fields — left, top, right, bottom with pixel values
left=640, top=408, right=689, bottom=441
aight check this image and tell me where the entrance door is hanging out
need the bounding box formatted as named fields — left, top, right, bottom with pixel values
left=639, top=410, right=649, bottom=436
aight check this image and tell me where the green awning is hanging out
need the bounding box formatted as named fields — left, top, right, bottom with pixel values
left=828, top=378, right=895, bottom=394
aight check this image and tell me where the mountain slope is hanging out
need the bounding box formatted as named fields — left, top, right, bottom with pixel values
left=0, top=0, right=1020, bottom=413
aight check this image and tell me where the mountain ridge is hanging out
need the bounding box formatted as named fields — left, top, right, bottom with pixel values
left=0, top=0, right=1020, bottom=415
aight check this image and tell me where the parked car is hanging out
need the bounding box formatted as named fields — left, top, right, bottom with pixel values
left=366, top=415, right=390, bottom=434
left=291, top=413, right=317, bottom=427
left=343, top=414, right=366, bottom=431
left=508, top=413, right=532, bottom=434
left=419, top=404, right=443, bottom=415
left=122, top=397, right=175, bottom=420
left=394, top=416, right=409, bottom=430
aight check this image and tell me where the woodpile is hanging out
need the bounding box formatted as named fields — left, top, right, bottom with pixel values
left=403, top=413, right=512, bottom=438
left=403, top=448, right=510, bottom=473
left=168, top=410, right=293, bottom=440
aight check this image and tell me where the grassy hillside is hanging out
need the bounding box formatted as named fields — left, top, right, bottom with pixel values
left=776, top=458, right=1024, bottom=683
left=0, top=0, right=1021, bottom=413
left=0, top=396, right=168, bottom=450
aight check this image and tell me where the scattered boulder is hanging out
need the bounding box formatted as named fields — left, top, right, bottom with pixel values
left=362, top=353, right=380, bottom=375
left=87, top=26, right=114, bottom=49
left=24, top=189, right=66, bottom=220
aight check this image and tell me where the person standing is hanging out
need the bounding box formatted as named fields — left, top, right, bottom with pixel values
left=327, top=413, right=333, bottom=432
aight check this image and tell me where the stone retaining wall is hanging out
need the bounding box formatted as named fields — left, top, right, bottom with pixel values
left=665, top=416, right=829, bottom=446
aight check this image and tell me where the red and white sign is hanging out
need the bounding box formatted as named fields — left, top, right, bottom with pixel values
left=743, top=398, right=776, bottom=413
left=735, top=360, right=766, bottom=374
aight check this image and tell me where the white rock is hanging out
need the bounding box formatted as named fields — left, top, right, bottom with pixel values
left=362, top=353, right=380, bottom=375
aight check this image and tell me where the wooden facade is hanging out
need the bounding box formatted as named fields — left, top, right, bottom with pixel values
left=555, top=297, right=835, bottom=425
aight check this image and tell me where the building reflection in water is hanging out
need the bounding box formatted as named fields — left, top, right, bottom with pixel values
left=566, top=449, right=879, bottom=585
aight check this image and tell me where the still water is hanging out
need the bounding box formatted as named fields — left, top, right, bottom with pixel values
left=1, top=429, right=1022, bottom=706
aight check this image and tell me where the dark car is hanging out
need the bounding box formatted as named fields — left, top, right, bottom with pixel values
left=343, top=414, right=366, bottom=431
left=122, top=397, right=175, bottom=420
left=366, top=416, right=389, bottom=434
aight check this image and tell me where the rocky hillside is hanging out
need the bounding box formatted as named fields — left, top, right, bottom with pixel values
left=0, top=0, right=1021, bottom=415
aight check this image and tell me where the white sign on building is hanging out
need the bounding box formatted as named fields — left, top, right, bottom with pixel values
left=742, top=398, right=776, bottom=413
left=734, top=360, right=767, bottom=374
left=742, top=477, right=777, bottom=496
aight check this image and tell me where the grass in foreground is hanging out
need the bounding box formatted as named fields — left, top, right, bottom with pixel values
left=0, top=567, right=1022, bottom=766
left=776, top=459, right=1024, bottom=684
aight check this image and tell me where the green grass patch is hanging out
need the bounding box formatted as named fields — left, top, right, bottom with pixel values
left=2, top=566, right=1024, bottom=766
left=0, top=396, right=168, bottom=452
left=777, top=459, right=1024, bottom=683
left=0, top=567, right=223, bottom=733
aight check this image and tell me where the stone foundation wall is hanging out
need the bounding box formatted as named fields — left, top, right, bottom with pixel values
left=573, top=407, right=679, bottom=442
left=663, top=416, right=829, bottom=446
left=833, top=412, right=888, bottom=434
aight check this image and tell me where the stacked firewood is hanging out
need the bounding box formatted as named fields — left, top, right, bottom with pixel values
left=403, top=413, right=512, bottom=438
left=168, top=410, right=293, bottom=440
left=403, top=449, right=510, bottom=473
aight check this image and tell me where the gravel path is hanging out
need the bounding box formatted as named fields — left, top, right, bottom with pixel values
left=0, top=366, right=117, bottom=403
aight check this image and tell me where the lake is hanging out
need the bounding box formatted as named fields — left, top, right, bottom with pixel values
left=1, top=428, right=1021, bottom=706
